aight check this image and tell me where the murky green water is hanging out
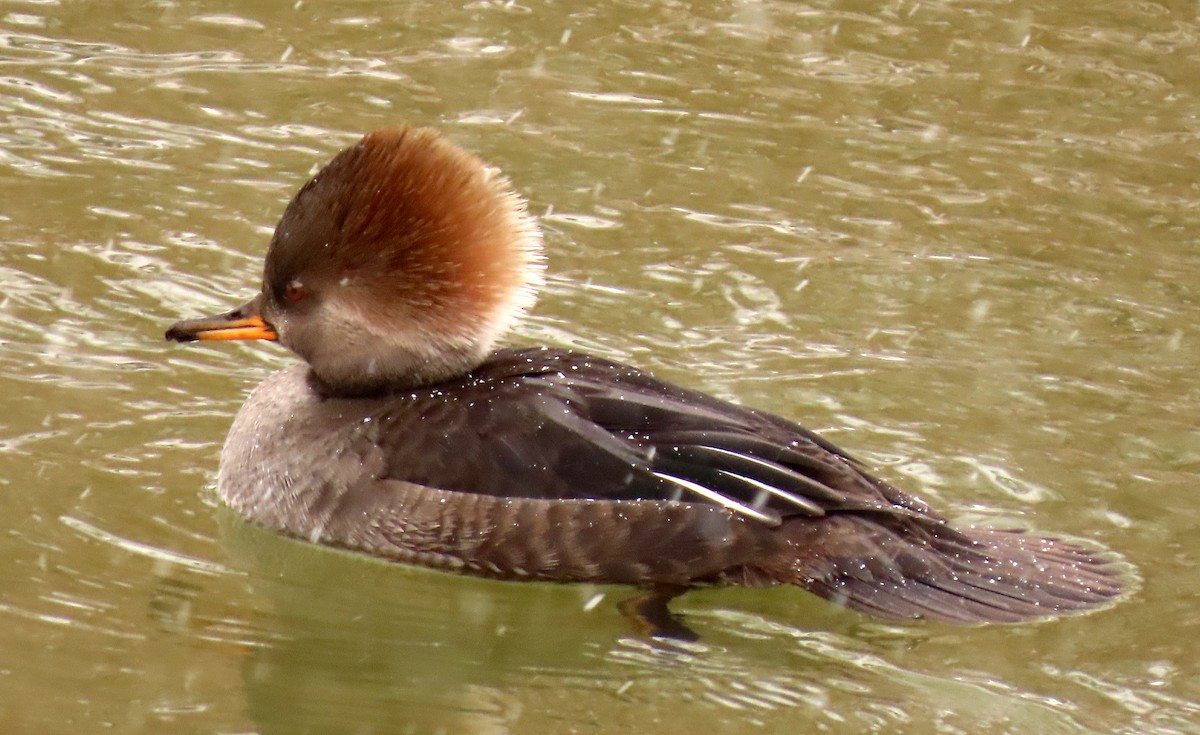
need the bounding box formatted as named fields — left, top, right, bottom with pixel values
left=2, top=1, right=1198, bottom=732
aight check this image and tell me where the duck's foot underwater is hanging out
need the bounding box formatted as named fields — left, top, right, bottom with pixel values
left=617, top=584, right=699, bottom=642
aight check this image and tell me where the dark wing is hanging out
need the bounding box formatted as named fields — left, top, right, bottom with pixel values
left=364, top=347, right=1129, bottom=620
left=373, top=347, right=939, bottom=528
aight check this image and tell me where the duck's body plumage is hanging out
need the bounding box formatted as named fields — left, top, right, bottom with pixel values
left=168, top=127, right=1129, bottom=634
left=218, top=346, right=1124, bottom=624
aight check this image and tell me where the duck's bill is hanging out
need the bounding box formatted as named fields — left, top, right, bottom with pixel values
left=165, top=296, right=278, bottom=342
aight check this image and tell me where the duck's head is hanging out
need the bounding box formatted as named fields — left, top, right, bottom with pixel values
left=166, top=127, right=544, bottom=395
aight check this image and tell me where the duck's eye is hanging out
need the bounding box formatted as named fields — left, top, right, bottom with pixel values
left=283, top=279, right=307, bottom=303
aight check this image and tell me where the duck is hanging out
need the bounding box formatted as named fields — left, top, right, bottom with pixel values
left=167, top=127, right=1128, bottom=638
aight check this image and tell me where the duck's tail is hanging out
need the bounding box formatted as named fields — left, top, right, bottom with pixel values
left=766, top=515, right=1133, bottom=623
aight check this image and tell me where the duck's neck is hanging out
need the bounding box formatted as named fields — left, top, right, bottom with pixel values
left=303, top=351, right=485, bottom=399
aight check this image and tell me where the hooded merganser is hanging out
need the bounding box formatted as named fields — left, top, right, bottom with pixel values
left=167, top=127, right=1128, bottom=637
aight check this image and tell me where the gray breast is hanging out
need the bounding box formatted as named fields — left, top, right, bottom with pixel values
left=217, top=366, right=385, bottom=539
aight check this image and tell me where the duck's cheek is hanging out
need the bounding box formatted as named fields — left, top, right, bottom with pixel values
left=281, top=315, right=361, bottom=368
left=268, top=314, right=303, bottom=355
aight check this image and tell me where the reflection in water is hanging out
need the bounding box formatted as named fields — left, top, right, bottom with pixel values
left=218, top=514, right=1101, bottom=734
left=220, top=513, right=614, bottom=734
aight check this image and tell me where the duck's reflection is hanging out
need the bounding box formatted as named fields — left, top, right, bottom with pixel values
left=217, top=509, right=636, bottom=734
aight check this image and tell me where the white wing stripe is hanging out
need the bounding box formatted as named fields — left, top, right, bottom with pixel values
left=652, top=471, right=782, bottom=526
left=717, top=470, right=825, bottom=516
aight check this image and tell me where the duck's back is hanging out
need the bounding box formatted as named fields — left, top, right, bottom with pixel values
left=218, top=347, right=1129, bottom=623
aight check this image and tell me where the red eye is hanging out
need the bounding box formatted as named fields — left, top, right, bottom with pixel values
left=284, top=279, right=306, bottom=303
